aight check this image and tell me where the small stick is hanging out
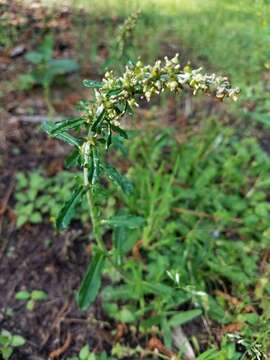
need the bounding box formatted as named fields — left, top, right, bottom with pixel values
left=48, top=332, right=72, bottom=360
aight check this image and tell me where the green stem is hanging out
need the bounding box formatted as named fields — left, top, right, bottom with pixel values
left=83, top=163, right=105, bottom=252
left=44, top=84, right=54, bottom=117
left=82, top=139, right=133, bottom=285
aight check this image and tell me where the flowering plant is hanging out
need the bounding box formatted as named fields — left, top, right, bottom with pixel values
left=43, top=54, right=239, bottom=310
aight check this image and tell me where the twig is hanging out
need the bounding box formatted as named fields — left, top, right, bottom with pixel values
left=41, top=301, right=71, bottom=348
left=48, top=332, right=72, bottom=360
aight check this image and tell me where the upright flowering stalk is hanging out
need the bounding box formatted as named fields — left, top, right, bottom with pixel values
left=43, top=54, right=239, bottom=310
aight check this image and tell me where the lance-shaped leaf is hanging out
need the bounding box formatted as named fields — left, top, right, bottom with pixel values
left=76, top=250, right=106, bottom=310
left=83, top=79, right=103, bottom=89
left=65, top=148, right=81, bottom=168
left=42, top=121, right=81, bottom=147
left=101, top=214, right=145, bottom=229
left=49, top=117, right=84, bottom=135
left=111, top=124, right=128, bottom=139
left=91, top=148, right=100, bottom=185
left=103, top=163, right=133, bottom=194
left=168, top=309, right=202, bottom=327
left=56, top=185, right=84, bottom=230
left=112, top=226, right=126, bottom=265
left=91, top=109, right=106, bottom=132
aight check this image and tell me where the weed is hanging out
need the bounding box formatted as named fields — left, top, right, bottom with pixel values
left=15, top=289, right=48, bottom=311
left=14, top=170, right=84, bottom=228
left=40, top=53, right=241, bottom=358
left=0, top=330, right=25, bottom=360
left=68, top=345, right=114, bottom=360
left=19, top=35, right=79, bottom=114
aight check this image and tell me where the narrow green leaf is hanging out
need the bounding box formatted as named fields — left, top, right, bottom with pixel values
left=107, top=88, right=122, bottom=97
left=91, top=149, right=100, bottom=185
left=56, top=186, right=84, bottom=230
left=83, top=79, right=103, bottom=89
left=50, top=118, right=84, bottom=135
left=101, top=215, right=145, bottom=228
left=91, top=110, right=106, bottom=132
left=77, top=250, right=105, bottom=310
left=111, top=124, right=128, bottom=139
left=103, top=163, right=133, bottom=194
left=161, top=317, right=172, bottom=349
left=142, top=282, right=173, bottom=296
left=141, top=315, right=162, bottom=329
left=125, top=101, right=134, bottom=116
left=65, top=149, right=81, bottom=168
left=168, top=309, right=202, bottom=327
left=42, top=121, right=81, bottom=147
left=106, top=122, right=112, bottom=149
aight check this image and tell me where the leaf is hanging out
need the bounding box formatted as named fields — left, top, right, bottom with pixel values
left=113, top=226, right=126, bottom=257
left=79, top=344, right=90, bottom=360
left=83, top=79, right=103, bottom=89
left=125, top=101, right=134, bottom=116
left=161, top=317, right=172, bottom=349
left=48, top=58, right=79, bottom=75
left=91, top=149, right=100, bottom=185
left=106, top=88, right=122, bottom=97
left=168, top=309, right=202, bottom=327
left=16, top=214, right=28, bottom=228
left=76, top=250, right=106, bottom=310
left=142, top=282, right=173, bottom=297
left=196, top=349, right=221, bottom=360
left=42, top=121, right=82, bottom=147
left=56, top=186, right=84, bottom=230
left=117, top=307, right=136, bottom=323
left=25, top=51, right=43, bottom=64
left=26, top=299, right=35, bottom=311
left=11, top=335, right=25, bottom=347
left=91, top=109, right=106, bottom=132
left=65, top=149, right=81, bottom=168
left=30, top=212, right=42, bottom=224
left=106, top=122, right=112, bottom=149
left=103, top=163, right=133, bottom=194
left=1, top=347, right=12, bottom=360
left=101, top=215, right=145, bottom=229
left=39, top=34, right=54, bottom=60
left=49, top=118, right=84, bottom=135
left=15, top=291, right=30, bottom=301
left=0, top=334, right=10, bottom=346
left=31, top=290, right=48, bottom=301
left=111, top=124, right=128, bottom=139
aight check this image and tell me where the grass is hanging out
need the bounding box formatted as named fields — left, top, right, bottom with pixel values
left=14, top=119, right=270, bottom=357
left=34, top=0, right=270, bottom=85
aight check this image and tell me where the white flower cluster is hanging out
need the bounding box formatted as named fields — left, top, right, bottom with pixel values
left=86, top=54, right=240, bottom=128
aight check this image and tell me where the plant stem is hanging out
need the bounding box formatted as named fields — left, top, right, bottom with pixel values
left=44, top=84, right=54, bottom=117
left=83, top=164, right=105, bottom=252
